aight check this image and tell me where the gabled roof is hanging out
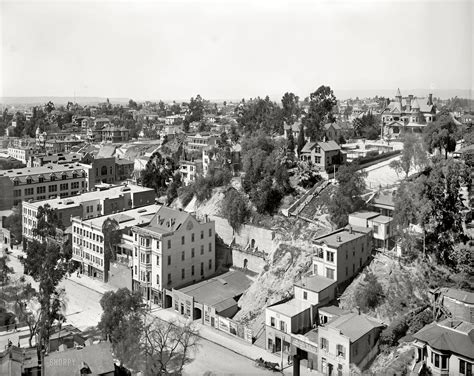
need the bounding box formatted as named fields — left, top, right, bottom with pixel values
left=319, top=141, right=341, bottom=152
left=146, top=206, right=192, bottom=234
left=442, top=288, right=474, bottom=304
left=414, top=320, right=474, bottom=359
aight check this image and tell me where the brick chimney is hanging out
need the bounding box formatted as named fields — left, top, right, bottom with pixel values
left=427, top=93, right=433, bottom=106
left=406, top=95, right=413, bottom=111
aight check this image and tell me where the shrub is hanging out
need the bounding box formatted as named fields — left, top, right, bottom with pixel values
left=222, top=189, right=250, bottom=232
left=380, top=317, right=409, bottom=347
left=178, top=186, right=195, bottom=207
left=354, top=272, right=384, bottom=312
left=408, top=309, right=433, bottom=334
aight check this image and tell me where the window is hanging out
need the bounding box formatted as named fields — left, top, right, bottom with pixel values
left=209, top=243, right=212, bottom=252
left=181, top=269, right=185, bottom=279
left=317, top=248, right=324, bottom=258
left=191, top=248, right=195, bottom=258
left=336, top=344, right=345, bottom=358
left=167, top=273, right=171, bottom=283
left=327, top=251, right=334, bottom=262
left=373, top=224, right=379, bottom=234
left=191, top=233, right=195, bottom=242
left=200, top=230, right=204, bottom=239
left=181, top=251, right=185, bottom=261
left=303, top=291, right=308, bottom=300
left=346, top=266, right=348, bottom=276
left=168, top=256, right=171, bottom=265
left=156, top=274, right=160, bottom=284
left=60, top=183, right=68, bottom=191
left=208, top=259, right=212, bottom=270
left=134, top=266, right=137, bottom=275
left=156, top=256, right=160, bottom=266
left=270, top=317, right=275, bottom=327
left=209, top=228, right=212, bottom=237
left=49, top=185, right=57, bottom=192
left=434, top=353, right=440, bottom=368
left=320, top=337, right=328, bottom=350
left=51, top=175, right=56, bottom=181
left=200, top=262, right=204, bottom=275
left=326, top=268, right=335, bottom=280
left=200, top=245, right=204, bottom=255
left=181, top=236, right=185, bottom=245
left=191, top=265, right=195, bottom=276
left=168, top=240, right=171, bottom=248
left=280, top=321, right=286, bottom=332
left=441, top=355, right=447, bottom=370
left=62, top=174, right=67, bottom=180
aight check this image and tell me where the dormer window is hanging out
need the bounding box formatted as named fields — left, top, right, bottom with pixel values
left=62, top=173, right=67, bottom=180
left=50, top=174, right=56, bottom=181
left=26, top=177, right=32, bottom=184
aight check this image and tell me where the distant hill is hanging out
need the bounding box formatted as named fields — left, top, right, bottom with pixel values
left=0, top=97, right=130, bottom=106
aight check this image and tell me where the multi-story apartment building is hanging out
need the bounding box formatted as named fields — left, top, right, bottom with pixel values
left=312, top=226, right=372, bottom=286
left=0, top=163, right=92, bottom=210
left=71, top=204, right=161, bottom=281
left=8, top=146, right=35, bottom=164
left=317, top=311, right=385, bottom=374
left=348, top=211, right=394, bottom=250
left=130, top=206, right=215, bottom=305
left=179, top=159, right=202, bottom=186
left=413, top=319, right=473, bottom=376
left=22, top=184, right=155, bottom=240
left=185, top=133, right=218, bottom=152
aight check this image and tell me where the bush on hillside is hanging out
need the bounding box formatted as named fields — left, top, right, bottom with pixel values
left=380, top=317, right=409, bottom=348
left=354, top=272, right=384, bottom=312
left=178, top=185, right=195, bottom=207
left=221, top=189, right=250, bottom=232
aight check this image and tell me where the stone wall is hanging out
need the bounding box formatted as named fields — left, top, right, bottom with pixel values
left=210, top=214, right=277, bottom=255
left=231, top=249, right=267, bottom=273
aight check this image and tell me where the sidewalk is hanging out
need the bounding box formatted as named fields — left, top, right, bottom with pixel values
left=151, top=306, right=282, bottom=363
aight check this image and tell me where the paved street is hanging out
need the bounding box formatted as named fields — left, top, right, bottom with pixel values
left=2, top=246, right=320, bottom=375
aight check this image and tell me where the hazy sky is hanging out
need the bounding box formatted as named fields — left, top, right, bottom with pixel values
left=1, top=0, right=472, bottom=100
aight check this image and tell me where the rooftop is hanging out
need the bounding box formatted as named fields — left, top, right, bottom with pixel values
left=370, top=215, right=392, bottom=224
left=24, top=184, right=154, bottom=210
left=268, top=298, right=313, bottom=318
left=178, top=270, right=252, bottom=312
left=294, top=274, right=337, bottom=293
left=142, top=206, right=198, bottom=235
left=441, top=288, right=474, bottom=304
left=0, top=163, right=89, bottom=179
left=76, top=204, right=161, bottom=230
left=44, top=342, right=115, bottom=376
left=349, top=211, right=380, bottom=220
left=414, top=319, right=474, bottom=359
left=319, top=305, right=350, bottom=319
left=313, top=226, right=371, bottom=248
left=327, top=312, right=385, bottom=342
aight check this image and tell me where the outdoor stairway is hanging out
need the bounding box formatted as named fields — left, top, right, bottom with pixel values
left=253, top=330, right=266, bottom=349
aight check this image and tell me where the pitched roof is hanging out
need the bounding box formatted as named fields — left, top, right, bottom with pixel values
left=44, top=342, right=115, bottom=376
left=294, top=274, right=337, bottom=293
left=414, top=320, right=474, bottom=359
left=146, top=206, right=191, bottom=234
left=319, top=140, right=341, bottom=152
left=442, top=288, right=474, bottom=304
left=328, top=312, right=385, bottom=342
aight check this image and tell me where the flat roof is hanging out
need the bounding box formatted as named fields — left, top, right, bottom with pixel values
left=370, top=215, right=392, bottom=224
left=349, top=211, right=380, bottom=220
left=178, top=270, right=252, bottom=312
left=268, top=298, right=313, bottom=318
left=294, top=275, right=337, bottom=293
left=313, top=226, right=371, bottom=248
left=75, top=204, right=161, bottom=230
left=319, top=305, right=350, bottom=318
left=0, top=163, right=90, bottom=178
left=24, top=184, right=154, bottom=210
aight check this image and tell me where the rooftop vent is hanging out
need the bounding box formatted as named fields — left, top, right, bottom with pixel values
left=336, top=236, right=342, bottom=242
left=137, top=209, right=146, bottom=213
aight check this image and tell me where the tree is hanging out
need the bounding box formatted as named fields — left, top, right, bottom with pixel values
left=3, top=206, right=23, bottom=244
left=11, top=282, right=39, bottom=347
left=302, top=85, right=337, bottom=141
left=236, top=96, right=283, bottom=134
left=222, top=189, right=250, bottom=232
left=423, top=111, right=460, bottom=159
left=166, top=172, right=182, bottom=205
left=33, top=204, right=63, bottom=239
left=327, top=163, right=367, bottom=227
left=102, top=218, right=120, bottom=283
left=23, top=240, right=72, bottom=364
left=141, top=151, right=176, bottom=195
left=296, top=124, right=306, bottom=156
left=286, top=129, right=295, bottom=156
left=0, top=256, right=13, bottom=287
left=389, top=134, right=428, bottom=179
left=98, top=288, right=145, bottom=343
left=141, top=318, right=200, bottom=375
left=354, top=272, right=384, bottom=312
left=281, top=92, right=301, bottom=125
left=353, top=112, right=380, bottom=139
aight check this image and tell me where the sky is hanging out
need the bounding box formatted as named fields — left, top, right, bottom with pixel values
left=1, top=0, right=472, bottom=101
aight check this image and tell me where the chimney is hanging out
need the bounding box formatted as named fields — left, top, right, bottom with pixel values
left=349, top=226, right=353, bottom=234
left=428, top=93, right=433, bottom=106
left=58, top=344, right=67, bottom=352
